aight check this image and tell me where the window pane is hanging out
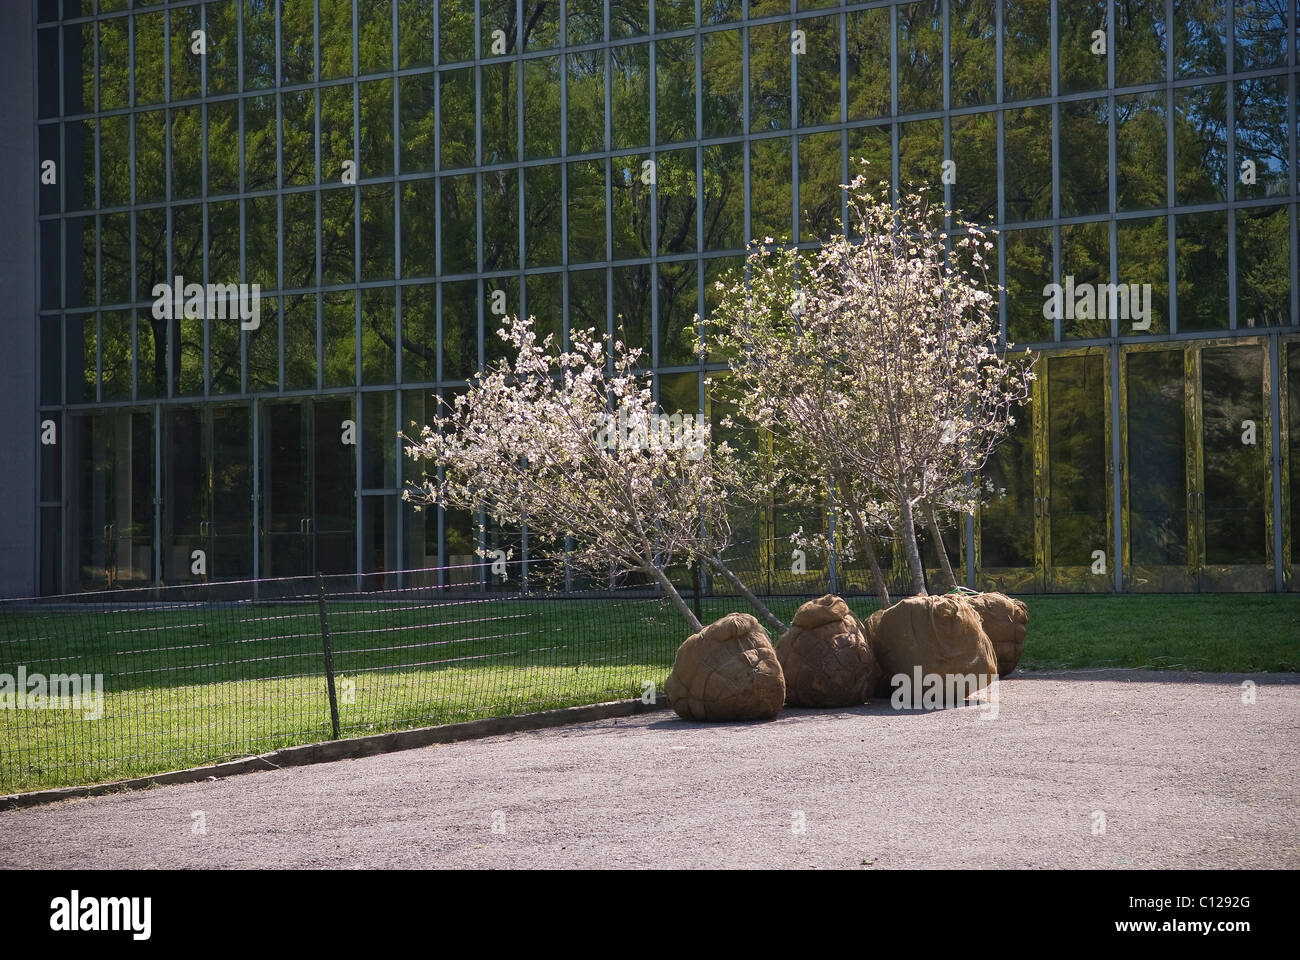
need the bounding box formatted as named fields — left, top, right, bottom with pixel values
left=440, top=174, right=477, bottom=274
left=398, top=0, right=435, bottom=68
left=1005, top=227, right=1054, bottom=343
left=284, top=293, right=317, bottom=390
left=359, top=78, right=395, bottom=178
left=1058, top=0, right=1108, bottom=94
left=1127, top=349, right=1187, bottom=566
left=568, top=159, right=606, bottom=264
left=951, top=111, right=998, bottom=225
left=950, top=0, right=997, bottom=109
left=612, top=155, right=651, bottom=260
left=1234, top=76, right=1290, bottom=200
left=361, top=287, right=397, bottom=385
left=657, top=35, right=696, bottom=146
left=482, top=61, right=519, bottom=164
left=439, top=0, right=475, bottom=63
left=1003, top=105, right=1052, bottom=222
left=1060, top=220, right=1110, bottom=339
left=525, top=164, right=564, bottom=266
left=1059, top=98, right=1109, bottom=217
left=749, top=21, right=791, bottom=133
left=524, top=57, right=563, bottom=159
left=360, top=183, right=396, bottom=280
left=1115, top=92, right=1168, bottom=211
left=441, top=279, right=478, bottom=380
left=1235, top=0, right=1289, bottom=71
left=358, top=0, right=394, bottom=74
left=798, top=131, right=843, bottom=240
left=612, top=43, right=651, bottom=149
left=283, top=191, right=316, bottom=289
left=1235, top=205, right=1292, bottom=328
left=701, top=28, right=743, bottom=137
left=1201, top=346, right=1266, bottom=563
left=1174, top=210, right=1228, bottom=331
left=568, top=267, right=606, bottom=339
left=1003, top=0, right=1051, bottom=102
left=897, top=0, right=943, bottom=115
left=482, top=169, right=519, bottom=271
left=281, top=89, right=317, bottom=187
left=702, top=141, right=745, bottom=251
left=1174, top=0, right=1227, bottom=78
left=612, top=263, right=652, bottom=360
left=1116, top=0, right=1167, bottom=87
left=750, top=136, right=793, bottom=241
left=401, top=283, right=436, bottom=383
left=1173, top=83, right=1228, bottom=206
left=657, top=260, right=700, bottom=366
left=440, top=68, right=475, bottom=169
left=567, top=50, right=606, bottom=154
left=322, top=187, right=357, bottom=285
left=797, top=14, right=841, bottom=128
left=399, top=179, right=435, bottom=278
left=400, top=73, right=436, bottom=173
left=1116, top=215, right=1171, bottom=336
left=323, top=290, right=356, bottom=387
left=657, top=147, right=697, bottom=255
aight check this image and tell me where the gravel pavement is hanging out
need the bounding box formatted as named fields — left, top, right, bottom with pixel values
left=4, top=670, right=1297, bottom=870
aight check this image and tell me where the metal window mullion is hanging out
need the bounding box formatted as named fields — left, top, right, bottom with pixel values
left=889, top=4, right=898, bottom=197
left=742, top=23, right=751, bottom=242
left=649, top=30, right=659, bottom=369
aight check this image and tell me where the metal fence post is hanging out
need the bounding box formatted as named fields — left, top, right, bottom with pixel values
left=316, top=572, right=341, bottom=740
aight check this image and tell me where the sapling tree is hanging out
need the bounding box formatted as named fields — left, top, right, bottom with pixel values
left=708, top=169, right=1035, bottom=599
left=402, top=316, right=786, bottom=635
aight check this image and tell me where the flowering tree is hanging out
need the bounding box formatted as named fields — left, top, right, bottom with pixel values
left=708, top=170, right=1035, bottom=600
left=402, top=316, right=786, bottom=635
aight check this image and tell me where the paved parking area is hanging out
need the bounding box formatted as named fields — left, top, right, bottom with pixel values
left=4, top=670, right=1297, bottom=869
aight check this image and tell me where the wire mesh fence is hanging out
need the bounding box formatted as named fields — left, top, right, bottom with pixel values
left=0, top=536, right=923, bottom=795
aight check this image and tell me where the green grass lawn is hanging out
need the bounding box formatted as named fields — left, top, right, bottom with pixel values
left=1, top=592, right=1295, bottom=794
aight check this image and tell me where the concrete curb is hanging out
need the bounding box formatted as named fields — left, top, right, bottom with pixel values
left=1, top=696, right=673, bottom=811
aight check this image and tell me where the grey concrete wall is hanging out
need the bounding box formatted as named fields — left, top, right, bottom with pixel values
left=0, top=2, right=38, bottom=597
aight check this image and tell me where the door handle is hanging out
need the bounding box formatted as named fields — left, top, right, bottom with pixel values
left=200, top=520, right=210, bottom=537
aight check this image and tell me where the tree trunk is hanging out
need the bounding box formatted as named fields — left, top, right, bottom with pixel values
left=924, top=500, right=957, bottom=592
left=843, top=500, right=892, bottom=609
left=898, top=497, right=928, bottom=596
left=705, top=556, right=788, bottom=635
left=647, top=564, right=703, bottom=633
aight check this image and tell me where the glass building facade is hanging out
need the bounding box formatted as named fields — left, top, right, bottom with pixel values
left=23, top=0, right=1300, bottom=596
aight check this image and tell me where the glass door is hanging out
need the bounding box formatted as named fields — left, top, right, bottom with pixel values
left=1122, top=339, right=1275, bottom=592
left=312, top=396, right=357, bottom=576
left=161, top=407, right=207, bottom=583
left=260, top=399, right=356, bottom=578
left=260, top=402, right=313, bottom=578
left=1284, top=339, right=1299, bottom=591
left=210, top=405, right=254, bottom=580
left=1195, top=341, right=1272, bottom=590
left=1041, top=350, right=1113, bottom=592
left=977, top=375, right=1041, bottom=592
left=1121, top=345, right=1195, bottom=591
left=68, top=410, right=155, bottom=591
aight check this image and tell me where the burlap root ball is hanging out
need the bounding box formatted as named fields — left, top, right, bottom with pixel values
left=776, top=594, right=881, bottom=707
left=963, top=592, right=1029, bottom=677
left=666, top=612, right=786, bottom=721
left=865, top=594, right=998, bottom=706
